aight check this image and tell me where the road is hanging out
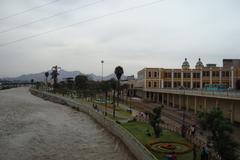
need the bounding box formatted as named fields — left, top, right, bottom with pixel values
left=0, top=87, right=135, bottom=160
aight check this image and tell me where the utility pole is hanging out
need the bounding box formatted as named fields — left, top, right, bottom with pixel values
left=101, top=60, right=104, bottom=81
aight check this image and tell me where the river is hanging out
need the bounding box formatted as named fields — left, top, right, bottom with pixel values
left=0, top=87, right=135, bottom=160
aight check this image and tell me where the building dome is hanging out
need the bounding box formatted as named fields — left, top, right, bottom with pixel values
left=182, top=58, right=190, bottom=69
left=195, top=58, right=204, bottom=69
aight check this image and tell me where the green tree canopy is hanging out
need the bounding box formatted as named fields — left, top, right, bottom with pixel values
left=149, top=106, right=163, bottom=138
left=198, top=108, right=239, bottom=160
left=75, top=75, right=88, bottom=90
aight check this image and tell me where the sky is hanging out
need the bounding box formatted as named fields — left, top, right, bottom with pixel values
left=0, top=0, right=240, bottom=78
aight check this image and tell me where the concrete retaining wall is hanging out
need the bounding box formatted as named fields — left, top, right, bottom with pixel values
left=30, top=89, right=158, bottom=160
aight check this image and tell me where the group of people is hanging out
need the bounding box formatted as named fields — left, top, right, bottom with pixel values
left=165, top=151, right=177, bottom=160
left=164, top=144, right=208, bottom=160
left=135, top=112, right=149, bottom=122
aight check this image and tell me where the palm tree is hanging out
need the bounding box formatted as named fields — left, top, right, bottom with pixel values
left=45, top=72, right=49, bottom=84
left=114, top=66, right=124, bottom=107
left=51, top=65, right=61, bottom=92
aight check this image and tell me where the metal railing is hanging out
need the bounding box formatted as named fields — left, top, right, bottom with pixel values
left=144, top=88, right=240, bottom=100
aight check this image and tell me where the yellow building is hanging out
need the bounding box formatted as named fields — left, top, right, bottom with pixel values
left=138, top=58, right=240, bottom=90
left=130, top=59, right=240, bottom=123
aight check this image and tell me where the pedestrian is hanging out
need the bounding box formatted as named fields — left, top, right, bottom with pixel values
left=200, top=147, right=205, bottom=160
left=171, top=151, right=177, bottom=160
left=191, top=125, right=196, bottom=137
left=193, top=144, right=197, bottom=160
left=204, top=145, right=209, bottom=160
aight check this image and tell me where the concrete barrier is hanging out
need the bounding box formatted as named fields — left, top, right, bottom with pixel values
left=30, top=89, right=158, bottom=160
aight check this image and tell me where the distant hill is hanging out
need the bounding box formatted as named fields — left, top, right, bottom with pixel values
left=2, top=70, right=127, bottom=82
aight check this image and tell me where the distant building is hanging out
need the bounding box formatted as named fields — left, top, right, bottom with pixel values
left=126, top=75, right=135, bottom=81
left=223, top=59, right=240, bottom=68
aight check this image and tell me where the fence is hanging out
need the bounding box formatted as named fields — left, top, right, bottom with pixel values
left=145, top=88, right=240, bottom=100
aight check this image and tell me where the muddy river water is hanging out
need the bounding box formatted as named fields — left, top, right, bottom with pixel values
left=0, top=87, right=136, bottom=160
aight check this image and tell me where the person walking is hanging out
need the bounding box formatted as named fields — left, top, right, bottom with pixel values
left=193, top=144, right=197, bottom=160
left=204, top=145, right=209, bottom=160
left=171, top=151, right=177, bottom=160
left=200, top=147, right=205, bottom=160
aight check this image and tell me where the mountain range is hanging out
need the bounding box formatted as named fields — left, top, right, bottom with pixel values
left=1, top=70, right=128, bottom=82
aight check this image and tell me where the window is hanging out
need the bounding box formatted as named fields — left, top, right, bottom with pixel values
left=164, top=82, right=171, bottom=88
left=154, top=72, right=158, bottom=78
left=148, top=72, right=152, bottom=78
left=148, top=81, right=151, bottom=87
left=183, top=73, right=191, bottom=78
left=154, top=82, right=157, bottom=87
left=164, top=72, right=171, bottom=78
left=222, top=71, right=230, bottom=77
left=174, top=82, right=180, bottom=88
left=183, top=82, right=191, bottom=88
left=193, top=82, right=200, bottom=88
left=174, top=72, right=181, bottom=78
left=203, top=71, right=210, bottom=77
left=193, top=73, right=200, bottom=78
left=212, top=71, right=219, bottom=77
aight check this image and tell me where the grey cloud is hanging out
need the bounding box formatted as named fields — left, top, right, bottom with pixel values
left=0, top=0, right=240, bottom=77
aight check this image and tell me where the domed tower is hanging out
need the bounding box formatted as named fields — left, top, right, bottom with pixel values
left=182, top=58, right=190, bottom=70
left=195, top=58, right=204, bottom=69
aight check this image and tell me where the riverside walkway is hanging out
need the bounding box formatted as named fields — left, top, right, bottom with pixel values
left=0, top=87, right=135, bottom=160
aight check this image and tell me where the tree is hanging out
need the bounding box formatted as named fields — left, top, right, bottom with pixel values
left=87, top=80, right=100, bottom=101
left=45, top=72, right=49, bottom=84
left=51, top=65, right=61, bottom=91
left=120, top=83, right=129, bottom=104
left=75, top=75, right=88, bottom=97
left=198, top=108, right=239, bottom=160
left=114, top=66, right=124, bottom=107
left=149, top=106, right=163, bottom=138
left=110, top=78, right=117, bottom=118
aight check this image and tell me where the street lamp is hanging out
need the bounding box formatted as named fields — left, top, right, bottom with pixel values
left=101, top=60, right=104, bottom=81
left=181, top=90, right=186, bottom=137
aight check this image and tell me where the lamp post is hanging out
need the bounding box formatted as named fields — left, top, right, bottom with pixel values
left=181, top=90, right=186, bottom=137
left=101, top=60, right=104, bottom=81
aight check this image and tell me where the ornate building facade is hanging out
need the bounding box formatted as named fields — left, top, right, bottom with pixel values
left=128, top=59, right=240, bottom=123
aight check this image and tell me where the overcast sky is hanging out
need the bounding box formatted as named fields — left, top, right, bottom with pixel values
left=0, top=0, right=240, bottom=78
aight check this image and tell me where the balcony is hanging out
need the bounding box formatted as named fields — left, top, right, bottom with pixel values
left=143, top=88, right=240, bottom=100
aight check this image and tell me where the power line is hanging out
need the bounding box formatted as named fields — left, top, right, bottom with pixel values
left=0, top=0, right=165, bottom=48
left=0, top=0, right=104, bottom=34
left=0, top=0, right=61, bottom=21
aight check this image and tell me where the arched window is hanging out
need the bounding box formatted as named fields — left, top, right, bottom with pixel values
left=148, top=81, right=152, bottom=87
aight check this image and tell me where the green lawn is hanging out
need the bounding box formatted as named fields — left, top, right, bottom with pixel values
left=122, top=121, right=200, bottom=160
